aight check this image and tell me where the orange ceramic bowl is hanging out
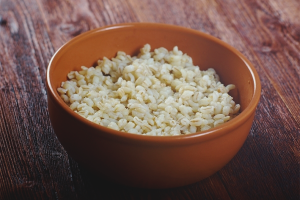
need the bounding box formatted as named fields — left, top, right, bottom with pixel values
left=47, top=23, right=261, bottom=189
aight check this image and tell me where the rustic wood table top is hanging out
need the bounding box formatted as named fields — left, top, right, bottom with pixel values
left=0, top=0, right=299, bottom=199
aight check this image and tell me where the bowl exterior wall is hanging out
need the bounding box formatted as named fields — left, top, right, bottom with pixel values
left=48, top=92, right=255, bottom=188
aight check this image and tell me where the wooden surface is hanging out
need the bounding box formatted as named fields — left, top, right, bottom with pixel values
left=0, top=0, right=299, bottom=199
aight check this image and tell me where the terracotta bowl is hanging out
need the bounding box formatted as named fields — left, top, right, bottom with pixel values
left=46, top=23, right=261, bottom=189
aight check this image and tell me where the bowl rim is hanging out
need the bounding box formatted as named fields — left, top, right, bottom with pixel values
left=47, top=22, right=261, bottom=145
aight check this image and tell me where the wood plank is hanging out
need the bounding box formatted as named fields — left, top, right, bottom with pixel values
left=215, top=0, right=300, bottom=124
left=36, top=0, right=139, bottom=50
left=0, top=0, right=79, bottom=198
left=0, top=0, right=299, bottom=199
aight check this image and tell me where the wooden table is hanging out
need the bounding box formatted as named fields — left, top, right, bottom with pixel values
left=0, top=0, right=299, bottom=199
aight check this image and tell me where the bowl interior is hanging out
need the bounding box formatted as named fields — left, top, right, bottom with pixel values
left=48, top=23, right=257, bottom=126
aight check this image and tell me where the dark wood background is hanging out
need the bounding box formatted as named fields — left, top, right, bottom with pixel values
left=0, top=0, right=299, bottom=199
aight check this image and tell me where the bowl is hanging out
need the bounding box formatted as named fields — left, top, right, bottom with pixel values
left=46, top=23, right=261, bottom=189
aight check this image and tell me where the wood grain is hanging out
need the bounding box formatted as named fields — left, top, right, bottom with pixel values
left=0, top=0, right=299, bottom=199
